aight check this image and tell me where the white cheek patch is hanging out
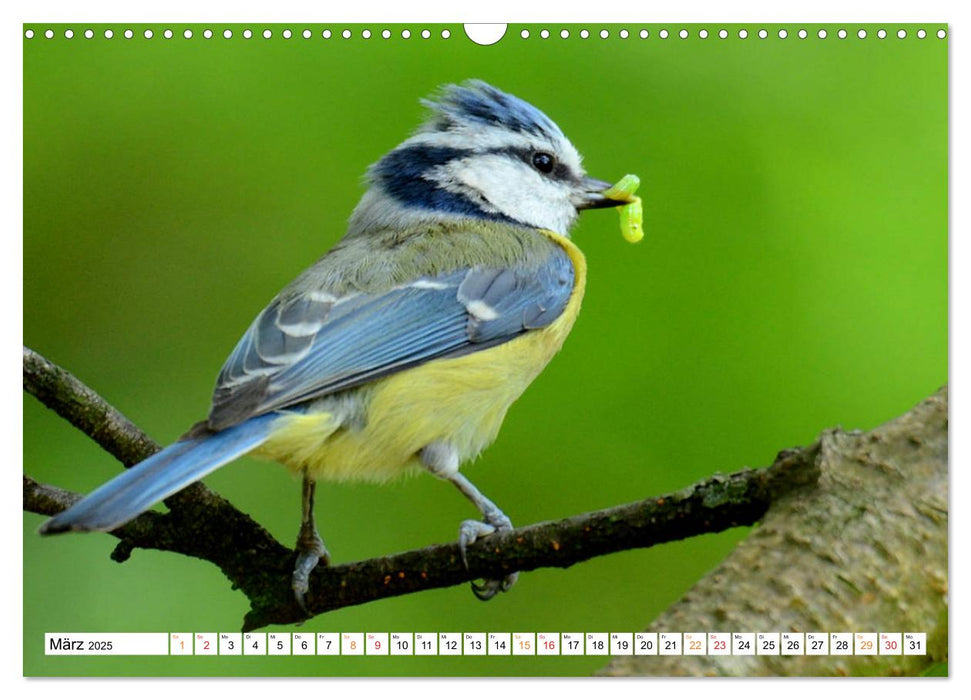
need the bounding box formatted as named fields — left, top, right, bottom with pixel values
left=430, top=155, right=578, bottom=234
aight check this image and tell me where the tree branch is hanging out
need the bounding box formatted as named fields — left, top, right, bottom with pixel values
left=23, top=345, right=160, bottom=468
left=23, top=345, right=820, bottom=631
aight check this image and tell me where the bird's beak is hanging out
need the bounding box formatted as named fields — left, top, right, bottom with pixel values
left=574, top=176, right=636, bottom=211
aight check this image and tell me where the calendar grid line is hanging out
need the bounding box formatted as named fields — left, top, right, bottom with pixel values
left=44, top=632, right=927, bottom=657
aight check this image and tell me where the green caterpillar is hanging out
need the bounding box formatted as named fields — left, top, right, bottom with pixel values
left=603, top=174, right=644, bottom=244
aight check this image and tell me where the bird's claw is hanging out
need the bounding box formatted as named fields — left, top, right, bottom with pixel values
left=457, top=512, right=517, bottom=600
left=471, top=571, right=519, bottom=601
left=292, top=528, right=330, bottom=613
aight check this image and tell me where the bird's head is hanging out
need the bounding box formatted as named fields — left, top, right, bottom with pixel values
left=349, top=80, right=628, bottom=237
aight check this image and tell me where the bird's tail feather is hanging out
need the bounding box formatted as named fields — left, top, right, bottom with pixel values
left=39, top=413, right=280, bottom=535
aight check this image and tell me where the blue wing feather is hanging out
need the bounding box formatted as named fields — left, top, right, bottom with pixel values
left=208, top=247, right=575, bottom=429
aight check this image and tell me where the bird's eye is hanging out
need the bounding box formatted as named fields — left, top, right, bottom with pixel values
left=531, top=152, right=556, bottom=174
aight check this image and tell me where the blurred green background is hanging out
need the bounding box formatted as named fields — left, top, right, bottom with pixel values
left=23, top=23, right=947, bottom=676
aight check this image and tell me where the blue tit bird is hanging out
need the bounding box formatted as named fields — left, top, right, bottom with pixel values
left=39, top=80, right=633, bottom=605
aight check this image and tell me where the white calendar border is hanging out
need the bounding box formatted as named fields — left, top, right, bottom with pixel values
left=12, top=0, right=962, bottom=697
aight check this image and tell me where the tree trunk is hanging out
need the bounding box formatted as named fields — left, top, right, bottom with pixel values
left=601, top=387, right=948, bottom=677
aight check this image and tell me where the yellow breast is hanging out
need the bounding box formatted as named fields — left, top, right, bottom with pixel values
left=256, top=230, right=587, bottom=483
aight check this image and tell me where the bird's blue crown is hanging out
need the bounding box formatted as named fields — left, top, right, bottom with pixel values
left=420, top=80, right=564, bottom=141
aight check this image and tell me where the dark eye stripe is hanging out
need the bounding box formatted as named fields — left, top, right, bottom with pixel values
left=475, top=146, right=578, bottom=184
left=373, top=145, right=519, bottom=224
left=550, top=161, right=574, bottom=182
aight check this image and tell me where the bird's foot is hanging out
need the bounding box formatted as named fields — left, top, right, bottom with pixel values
left=458, top=511, right=518, bottom=601
left=292, top=525, right=331, bottom=613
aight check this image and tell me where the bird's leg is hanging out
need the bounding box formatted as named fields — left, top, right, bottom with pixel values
left=449, top=472, right=520, bottom=600
left=292, top=470, right=330, bottom=612
left=420, top=443, right=518, bottom=600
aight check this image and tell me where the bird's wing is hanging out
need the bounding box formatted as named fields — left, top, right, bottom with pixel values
left=207, top=246, right=575, bottom=430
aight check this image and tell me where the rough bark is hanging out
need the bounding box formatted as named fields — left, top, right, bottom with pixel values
left=601, top=387, right=948, bottom=677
